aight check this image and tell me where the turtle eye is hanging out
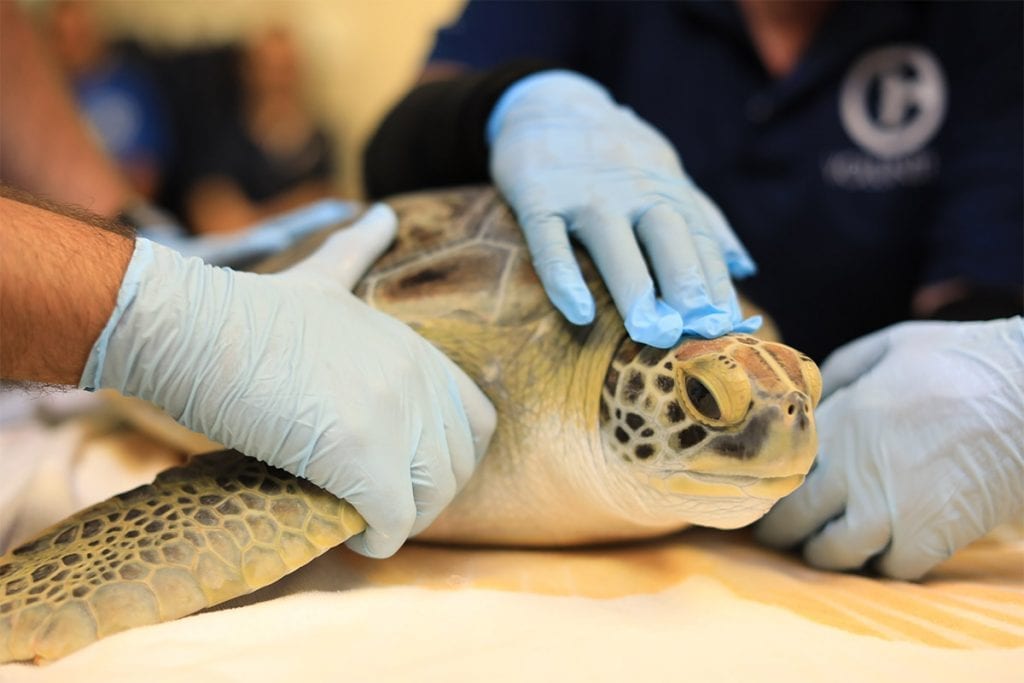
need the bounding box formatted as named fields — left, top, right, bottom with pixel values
left=685, top=376, right=721, bottom=421
left=677, top=355, right=752, bottom=428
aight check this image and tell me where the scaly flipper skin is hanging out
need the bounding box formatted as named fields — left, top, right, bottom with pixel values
left=0, top=451, right=364, bottom=663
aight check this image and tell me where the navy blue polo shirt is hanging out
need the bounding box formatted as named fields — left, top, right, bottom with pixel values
left=430, top=1, right=1023, bottom=360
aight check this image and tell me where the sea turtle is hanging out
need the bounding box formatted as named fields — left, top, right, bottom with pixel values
left=0, top=187, right=821, bottom=663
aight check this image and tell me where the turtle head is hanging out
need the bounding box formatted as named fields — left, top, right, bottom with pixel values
left=598, top=334, right=821, bottom=530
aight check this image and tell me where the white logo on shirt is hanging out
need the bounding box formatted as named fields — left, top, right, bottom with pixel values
left=839, top=45, right=947, bottom=159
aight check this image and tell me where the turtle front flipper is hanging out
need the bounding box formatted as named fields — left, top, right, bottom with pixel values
left=0, top=451, right=364, bottom=663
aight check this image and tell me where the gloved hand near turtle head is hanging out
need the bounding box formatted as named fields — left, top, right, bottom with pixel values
left=81, top=204, right=497, bottom=559
left=487, top=70, right=760, bottom=348
left=757, top=317, right=1024, bottom=580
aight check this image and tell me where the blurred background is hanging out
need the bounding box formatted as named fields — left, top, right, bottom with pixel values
left=19, top=0, right=464, bottom=223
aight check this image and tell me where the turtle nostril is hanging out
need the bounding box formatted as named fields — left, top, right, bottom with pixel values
left=787, top=404, right=795, bottom=415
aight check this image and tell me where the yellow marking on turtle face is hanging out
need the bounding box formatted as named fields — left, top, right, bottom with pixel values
left=648, top=472, right=805, bottom=500
left=649, top=474, right=743, bottom=498
left=743, top=474, right=805, bottom=499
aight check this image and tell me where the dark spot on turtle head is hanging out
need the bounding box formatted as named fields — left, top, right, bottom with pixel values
left=625, top=413, right=645, bottom=430
left=140, top=549, right=160, bottom=564
left=614, top=408, right=622, bottom=419
left=663, top=361, right=673, bottom=371
left=635, top=444, right=655, bottom=459
left=671, top=425, right=707, bottom=451
left=618, top=374, right=643, bottom=405
left=655, top=375, right=675, bottom=393
left=614, top=427, right=630, bottom=444
left=0, top=602, right=11, bottom=615
left=666, top=401, right=685, bottom=424
left=615, top=341, right=641, bottom=364
left=106, top=513, right=121, bottom=523
left=637, top=347, right=665, bottom=367
left=199, top=495, right=223, bottom=506
left=736, top=337, right=759, bottom=345
left=144, top=521, right=165, bottom=533
left=5, top=579, right=25, bottom=596
left=708, top=412, right=771, bottom=460
left=0, top=564, right=13, bottom=579
left=31, top=563, right=58, bottom=582
left=604, top=367, right=620, bottom=396
left=641, top=428, right=654, bottom=437
left=72, top=586, right=91, bottom=598
left=153, top=504, right=171, bottom=517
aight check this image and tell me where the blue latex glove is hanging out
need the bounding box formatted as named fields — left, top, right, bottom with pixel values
left=487, top=70, right=759, bottom=347
left=136, top=199, right=357, bottom=267
left=81, top=204, right=497, bottom=558
left=756, top=317, right=1024, bottom=580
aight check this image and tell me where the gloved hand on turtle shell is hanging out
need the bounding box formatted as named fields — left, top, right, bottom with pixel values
left=756, top=317, right=1024, bottom=580
left=80, top=204, right=497, bottom=559
left=487, top=70, right=760, bottom=348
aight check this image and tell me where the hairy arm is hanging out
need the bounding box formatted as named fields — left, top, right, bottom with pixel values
left=0, top=189, right=134, bottom=385
left=0, top=2, right=132, bottom=216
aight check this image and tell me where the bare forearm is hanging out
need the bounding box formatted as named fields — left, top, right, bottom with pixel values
left=0, top=190, right=134, bottom=384
left=0, top=3, right=131, bottom=216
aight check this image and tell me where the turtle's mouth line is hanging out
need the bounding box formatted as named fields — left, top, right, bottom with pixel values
left=647, top=471, right=806, bottom=500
